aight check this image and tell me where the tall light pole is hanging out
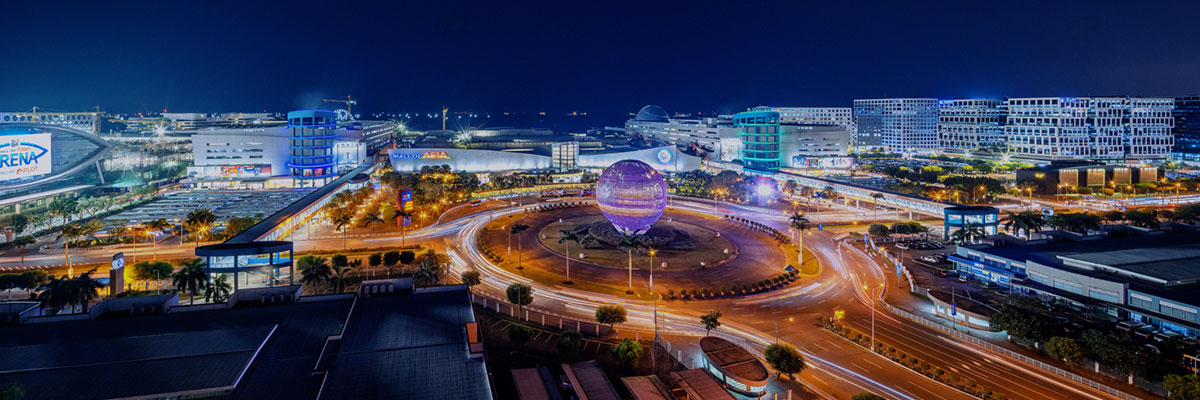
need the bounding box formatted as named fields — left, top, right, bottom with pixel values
left=627, top=248, right=634, bottom=294
left=864, top=283, right=883, bottom=352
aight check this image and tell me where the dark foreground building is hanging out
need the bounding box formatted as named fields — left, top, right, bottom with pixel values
left=0, top=285, right=491, bottom=399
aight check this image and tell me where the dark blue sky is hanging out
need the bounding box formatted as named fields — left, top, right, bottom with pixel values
left=3, top=0, right=1198, bottom=118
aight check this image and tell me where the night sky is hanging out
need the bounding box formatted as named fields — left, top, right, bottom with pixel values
left=3, top=0, right=1199, bottom=118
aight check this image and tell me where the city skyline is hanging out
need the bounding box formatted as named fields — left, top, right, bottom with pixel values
left=4, top=1, right=1200, bottom=116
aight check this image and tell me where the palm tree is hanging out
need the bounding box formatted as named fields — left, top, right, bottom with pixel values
left=822, top=186, right=837, bottom=201
left=511, top=223, right=529, bottom=270
left=205, top=274, right=232, bottom=303
left=36, top=275, right=71, bottom=314
left=71, top=270, right=104, bottom=314
left=184, top=208, right=217, bottom=247
left=558, top=229, right=580, bottom=284
left=1002, top=211, right=1046, bottom=239
left=1048, top=213, right=1101, bottom=234
left=329, top=266, right=353, bottom=293
left=870, top=193, right=885, bottom=218
left=413, top=260, right=442, bottom=288
left=171, top=258, right=209, bottom=305
left=396, top=209, right=413, bottom=247
left=57, top=223, right=87, bottom=276
left=143, top=218, right=172, bottom=260
left=11, top=236, right=35, bottom=270
left=1124, top=210, right=1161, bottom=229
left=950, top=222, right=985, bottom=245
left=361, top=212, right=385, bottom=237
left=297, top=255, right=334, bottom=294
left=332, top=213, right=352, bottom=251
left=789, top=212, right=811, bottom=266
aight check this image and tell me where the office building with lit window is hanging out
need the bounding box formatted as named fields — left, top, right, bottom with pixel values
left=937, top=99, right=1006, bottom=150
left=852, top=98, right=938, bottom=151
left=733, top=110, right=782, bottom=170
left=1005, top=97, right=1173, bottom=161
left=766, top=107, right=853, bottom=129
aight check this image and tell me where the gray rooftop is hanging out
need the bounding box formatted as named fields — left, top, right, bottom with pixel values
left=317, top=287, right=491, bottom=400
left=1059, top=244, right=1200, bottom=284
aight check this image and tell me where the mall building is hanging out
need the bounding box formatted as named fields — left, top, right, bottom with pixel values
left=186, top=113, right=395, bottom=188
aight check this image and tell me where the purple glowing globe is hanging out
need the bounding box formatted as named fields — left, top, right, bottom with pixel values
left=596, top=160, right=668, bottom=235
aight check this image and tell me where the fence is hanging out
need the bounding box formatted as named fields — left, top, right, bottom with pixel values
left=879, top=301, right=1145, bottom=400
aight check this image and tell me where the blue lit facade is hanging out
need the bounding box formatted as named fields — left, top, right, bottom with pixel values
left=943, top=205, right=999, bottom=240
left=733, top=110, right=781, bottom=170
left=287, top=110, right=337, bottom=187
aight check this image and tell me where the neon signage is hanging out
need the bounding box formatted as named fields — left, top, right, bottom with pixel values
left=0, top=133, right=52, bottom=181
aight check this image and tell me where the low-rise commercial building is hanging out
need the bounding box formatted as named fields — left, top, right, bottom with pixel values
left=1015, top=161, right=1162, bottom=194
left=949, top=232, right=1200, bottom=336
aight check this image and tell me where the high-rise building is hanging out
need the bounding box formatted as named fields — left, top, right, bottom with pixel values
left=852, top=98, right=938, bottom=151
left=1005, top=97, right=1173, bottom=161
left=937, top=99, right=1006, bottom=150
left=623, top=105, right=738, bottom=159
left=287, top=110, right=337, bottom=187
left=733, top=110, right=782, bottom=170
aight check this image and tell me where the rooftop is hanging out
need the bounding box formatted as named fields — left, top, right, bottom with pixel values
left=698, top=336, right=768, bottom=382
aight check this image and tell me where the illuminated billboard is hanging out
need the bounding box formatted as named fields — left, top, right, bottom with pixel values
left=792, top=156, right=852, bottom=169
left=0, top=133, right=52, bottom=182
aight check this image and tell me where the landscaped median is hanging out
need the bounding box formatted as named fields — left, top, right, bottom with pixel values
left=819, top=317, right=1011, bottom=400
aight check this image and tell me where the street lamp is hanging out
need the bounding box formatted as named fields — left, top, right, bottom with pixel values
left=864, top=283, right=884, bottom=352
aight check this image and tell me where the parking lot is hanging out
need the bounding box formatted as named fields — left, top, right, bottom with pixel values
left=104, top=189, right=314, bottom=224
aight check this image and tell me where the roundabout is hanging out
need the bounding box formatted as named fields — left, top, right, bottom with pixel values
left=478, top=206, right=798, bottom=299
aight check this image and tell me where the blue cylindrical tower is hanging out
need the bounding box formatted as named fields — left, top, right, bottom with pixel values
left=734, top=110, right=782, bottom=171
left=287, top=110, right=337, bottom=187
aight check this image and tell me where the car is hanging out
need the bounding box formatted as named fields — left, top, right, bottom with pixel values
left=920, top=255, right=940, bottom=263
left=896, top=243, right=910, bottom=250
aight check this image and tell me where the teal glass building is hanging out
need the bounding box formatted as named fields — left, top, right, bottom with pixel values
left=733, top=110, right=781, bottom=170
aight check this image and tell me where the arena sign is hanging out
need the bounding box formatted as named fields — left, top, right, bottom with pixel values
left=0, top=132, right=52, bottom=181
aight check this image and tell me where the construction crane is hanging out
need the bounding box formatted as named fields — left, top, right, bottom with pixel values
left=323, top=95, right=357, bottom=119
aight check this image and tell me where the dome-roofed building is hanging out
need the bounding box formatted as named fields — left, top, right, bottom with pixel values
left=634, top=105, right=670, bottom=123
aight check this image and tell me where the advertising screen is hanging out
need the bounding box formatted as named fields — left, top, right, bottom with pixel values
left=0, top=133, right=52, bottom=182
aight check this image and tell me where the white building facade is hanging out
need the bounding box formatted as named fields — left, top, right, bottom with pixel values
left=937, top=99, right=1006, bottom=150
left=1005, top=97, right=1174, bottom=161
left=852, top=98, right=938, bottom=151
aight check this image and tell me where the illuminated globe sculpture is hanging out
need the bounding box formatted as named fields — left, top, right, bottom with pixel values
left=596, top=160, right=668, bottom=235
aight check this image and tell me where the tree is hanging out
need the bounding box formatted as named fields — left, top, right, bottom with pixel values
left=506, top=283, right=533, bottom=315
left=383, top=250, right=401, bottom=275
left=205, top=274, right=232, bottom=303
left=511, top=223, right=529, bottom=269
left=368, top=252, right=383, bottom=275
left=132, top=261, right=173, bottom=291
left=361, top=212, right=385, bottom=237
left=1047, top=336, right=1084, bottom=365
left=329, top=266, right=353, bottom=293
left=950, top=222, right=985, bottom=244
left=460, top=270, right=481, bottom=292
left=11, top=236, right=35, bottom=270
left=990, top=305, right=1050, bottom=341
left=1164, top=374, right=1200, bottom=400
left=851, top=393, right=887, bottom=400
left=554, top=329, right=585, bottom=361
left=399, top=250, right=416, bottom=273
left=1048, top=213, right=1101, bottom=234
left=1003, top=211, right=1046, bottom=239
left=171, top=258, right=208, bottom=305
left=224, top=216, right=257, bottom=238
left=508, top=323, right=534, bottom=348
left=558, top=228, right=580, bottom=283
left=700, top=310, right=722, bottom=336
left=1124, top=209, right=1161, bottom=229
left=49, top=197, right=80, bottom=222
left=57, top=223, right=87, bottom=273
left=9, top=214, right=28, bottom=236
left=184, top=208, right=217, bottom=246
left=413, top=260, right=442, bottom=288
left=870, top=193, right=885, bottom=218
left=868, top=224, right=890, bottom=242
left=0, top=383, right=25, bottom=400
left=764, top=343, right=806, bottom=379
left=331, top=254, right=349, bottom=270
left=610, top=338, right=644, bottom=370
left=332, top=212, right=352, bottom=250
left=595, top=304, right=627, bottom=329
left=297, top=255, right=333, bottom=294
